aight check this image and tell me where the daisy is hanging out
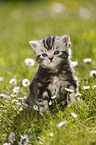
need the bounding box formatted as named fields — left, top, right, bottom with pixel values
left=9, top=78, right=17, bottom=85
left=12, top=99, right=18, bottom=103
left=75, top=92, right=81, bottom=96
left=83, top=58, right=92, bottom=63
left=19, top=107, right=23, bottom=111
left=51, top=95, right=56, bottom=99
left=0, top=76, right=3, bottom=81
left=89, top=70, right=96, bottom=77
left=24, top=58, right=35, bottom=66
left=10, top=9, right=22, bottom=20
left=71, top=61, right=78, bottom=67
left=0, top=93, right=10, bottom=101
left=65, top=88, right=74, bottom=93
left=22, top=79, right=30, bottom=87
left=39, top=142, right=43, bottom=144
left=10, top=94, right=17, bottom=98
left=79, top=7, right=92, bottom=19
left=13, top=87, right=20, bottom=93
left=3, top=143, right=11, bottom=145
left=17, top=102, right=22, bottom=106
left=18, top=134, right=29, bottom=145
left=0, top=93, right=8, bottom=98
left=93, top=85, right=96, bottom=88
left=71, top=112, right=77, bottom=118
left=57, top=120, right=67, bottom=128
left=33, top=105, right=38, bottom=111
left=90, top=130, right=96, bottom=134
left=51, top=2, right=66, bottom=14
left=50, top=133, right=54, bottom=137
left=49, top=100, right=52, bottom=105
left=8, top=132, right=15, bottom=143
left=82, top=86, right=90, bottom=90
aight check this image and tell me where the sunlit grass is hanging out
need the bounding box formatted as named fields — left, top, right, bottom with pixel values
left=0, top=0, right=96, bottom=144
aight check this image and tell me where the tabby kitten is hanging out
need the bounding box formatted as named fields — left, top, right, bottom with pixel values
left=26, top=35, right=78, bottom=113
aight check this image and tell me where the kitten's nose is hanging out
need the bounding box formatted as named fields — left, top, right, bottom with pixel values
left=49, top=56, right=53, bottom=61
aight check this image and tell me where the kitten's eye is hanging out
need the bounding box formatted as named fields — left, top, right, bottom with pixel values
left=42, top=53, right=47, bottom=57
left=54, top=50, right=59, bottom=55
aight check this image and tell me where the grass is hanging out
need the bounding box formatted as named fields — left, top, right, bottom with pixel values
left=0, top=0, right=96, bottom=144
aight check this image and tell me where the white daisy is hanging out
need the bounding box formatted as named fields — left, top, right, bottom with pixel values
left=0, top=93, right=8, bottom=98
left=24, top=58, right=35, bottom=66
left=65, top=88, right=74, bottom=93
left=90, top=70, right=96, bottom=77
left=8, top=132, right=15, bottom=143
left=10, top=9, right=22, bottom=20
left=83, top=58, right=92, bottom=63
left=19, top=107, right=23, bottom=111
left=18, top=134, right=29, bottom=145
left=79, top=7, right=92, bottom=19
left=9, top=78, right=17, bottom=85
left=82, top=86, right=90, bottom=90
left=93, top=85, right=96, bottom=88
left=10, top=94, right=17, bottom=98
left=0, top=77, right=3, bottom=81
left=0, top=93, right=10, bottom=100
left=39, top=142, right=43, bottom=144
left=50, top=133, right=54, bottom=137
left=12, top=99, right=18, bottom=103
left=22, top=79, right=30, bottom=87
left=33, top=105, right=38, bottom=111
left=13, top=87, right=20, bottom=93
left=51, top=95, right=56, bottom=99
left=71, top=112, right=77, bottom=118
left=17, top=102, right=22, bottom=106
left=75, top=93, right=82, bottom=96
left=90, top=130, right=96, bottom=134
left=49, top=100, right=52, bottom=105
left=3, top=143, right=11, bottom=145
left=51, top=2, right=66, bottom=14
left=71, top=61, right=78, bottom=67
left=57, top=120, right=67, bottom=128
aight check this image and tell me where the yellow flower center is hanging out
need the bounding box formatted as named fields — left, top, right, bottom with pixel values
left=11, top=136, right=14, bottom=140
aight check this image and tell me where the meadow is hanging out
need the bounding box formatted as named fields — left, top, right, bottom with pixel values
left=0, top=0, right=96, bottom=144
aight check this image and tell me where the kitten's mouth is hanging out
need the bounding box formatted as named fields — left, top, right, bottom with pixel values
left=48, top=57, right=54, bottom=61
left=49, top=60, right=53, bottom=62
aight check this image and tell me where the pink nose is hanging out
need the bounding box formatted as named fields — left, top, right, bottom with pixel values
left=49, top=56, right=53, bottom=61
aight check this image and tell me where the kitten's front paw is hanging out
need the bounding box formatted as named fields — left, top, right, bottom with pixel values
left=67, top=93, right=77, bottom=107
left=39, top=100, right=49, bottom=114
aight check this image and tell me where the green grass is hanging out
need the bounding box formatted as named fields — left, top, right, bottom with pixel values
left=0, top=0, right=96, bottom=144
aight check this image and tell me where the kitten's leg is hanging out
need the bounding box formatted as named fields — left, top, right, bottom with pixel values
left=38, top=91, right=49, bottom=113
left=26, top=94, right=34, bottom=107
left=26, top=79, right=38, bottom=107
left=68, top=86, right=77, bottom=105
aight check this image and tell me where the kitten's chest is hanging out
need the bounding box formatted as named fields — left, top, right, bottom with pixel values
left=48, top=75, right=68, bottom=98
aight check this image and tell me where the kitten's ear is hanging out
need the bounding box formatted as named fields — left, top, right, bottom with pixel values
left=60, top=35, right=71, bottom=48
left=29, top=40, right=40, bottom=50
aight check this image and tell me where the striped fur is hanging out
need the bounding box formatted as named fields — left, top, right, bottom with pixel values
left=43, top=36, right=55, bottom=50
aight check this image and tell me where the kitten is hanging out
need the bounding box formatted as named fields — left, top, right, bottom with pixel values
left=26, top=35, right=78, bottom=113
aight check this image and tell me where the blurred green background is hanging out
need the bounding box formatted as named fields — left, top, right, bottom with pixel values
left=0, top=0, right=96, bottom=144
left=0, top=0, right=96, bottom=86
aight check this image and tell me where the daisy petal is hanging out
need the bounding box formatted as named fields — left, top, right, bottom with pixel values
left=83, top=58, right=92, bottom=63
left=22, top=79, right=30, bottom=87
left=13, top=87, right=20, bottom=93
left=57, top=120, right=67, bottom=128
left=25, top=58, right=35, bottom=66
left=71, top=112, right=77, bottom=118
left=9, top=78, right=17, bottom=85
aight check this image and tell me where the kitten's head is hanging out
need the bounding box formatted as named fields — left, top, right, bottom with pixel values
left=29, top=35, right=71, bottom=69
